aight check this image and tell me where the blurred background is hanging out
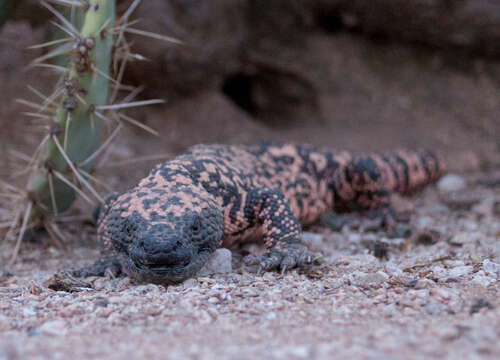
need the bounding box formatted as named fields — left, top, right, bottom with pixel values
left=1, top=0, right=499, bottom=192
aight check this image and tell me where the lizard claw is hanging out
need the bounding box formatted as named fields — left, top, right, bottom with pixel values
left=71, top=257, right=122, bottom=278
left=243, top=243, right=321, bottom=272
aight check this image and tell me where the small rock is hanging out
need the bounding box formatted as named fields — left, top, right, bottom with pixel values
left=493, top=199, right=500, bottom=216
left=29, top=282, right=44, bottom=295
left=406, top=279, right=419, bottom=287
left=408, top=289, right=429, bottom=299
left=448, top=233, right=472, bottom=246
left=414, top=278, right=436, bottom=289
left=482, top=259, right=500, bottom=279
left=425, top=302, right=443, bottom=315
left=382, top=303, right=399, bottom=317
left=469, top=298, right=493, bottom=315
left=287, top=345, right=310, bottom=358
left=350, top=270, right=387, bottom=288
left=448, top=266, right=473, bottom=278
left=390, top=194, right=414, bottom=214
left=431, top=265, right=448, bottom=279
left=471, top=199, right=493, bottom=217
left=438, top=174, right=466, bottom=193
left=431, top=288, right=451, bottom=302
left=133, top=284, right=161, bottom=295
left=435, top=325, right=460, bottom=341
left=376, top=270, right=389, bottom=280
left=198, top=248, right=232, bottom=276
left=403, top=307, right=418, bottom=316
left=39, top=320, right=67, bottom=336
left=421, top=203, right=450, bottom=214
left=472, top=272, right=494, bottom=287
left=440, top=192, right=481, bottom=210
left=207, top=297, right=219, bottom=304
left=387, top=224, right=412, bottom=239
left=44, top=272, right=93, bottom=293
left=266, top=312, right=277, bottom=320
left=114, top=277, right=131, bottom=291
left=22, top=307, right=36, bottom=316
left=94, top=296, right=109, bottom=308
left=183, top=278, right=198, bottom=288
left=414, top=216, right=433, bottom=230
left=384, top=262, right=404, bottom=277
left=302, top=232, right=324, bottom=251
left=415, top=230, right=440, bottom=246
left=347, top=233, right=362, bottom=243
left=373, top=240, right=389, bottom=260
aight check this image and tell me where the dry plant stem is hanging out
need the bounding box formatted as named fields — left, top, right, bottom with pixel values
left=9, top=202, right=32, bottom=265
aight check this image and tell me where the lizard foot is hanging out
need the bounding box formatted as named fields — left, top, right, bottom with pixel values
left=71, top=257, right=122, bottom=278
left=244, top=240, right=321, bottom=272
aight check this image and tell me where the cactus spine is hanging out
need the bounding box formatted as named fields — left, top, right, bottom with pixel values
left=28, top=0, right=115, bottom=215
left=3, top=0, right=174, bottom=263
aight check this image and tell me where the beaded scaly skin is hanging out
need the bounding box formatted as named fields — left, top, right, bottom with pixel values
left=75, top=143, right=445, bottom=284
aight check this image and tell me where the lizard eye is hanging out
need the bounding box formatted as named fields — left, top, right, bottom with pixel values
left=191, top=217, right=201, bottom=234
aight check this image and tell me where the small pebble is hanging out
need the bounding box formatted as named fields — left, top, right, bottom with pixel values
left=94, top=297, right=109, bottom=308
left=471, top=272, right=494, bottom=287
left=425, top=302, right=443, bottom=315
left=493, top=199, right=500, bottom=216
left=415, top=230, right=440, bottom=245
left=448, top=266, right=473, bottom=278
left=39, top=320, right=67, bottom=336
left=469, top=298, right=493, bottom=315
left=431, top=288, right=451, bottom=302
left=302, top=232, right=324, bottom=251
left=482, top=259, right=500, bottom=279
left=198, top=248, right=232, bottom=276
left=438, top=174, right=466, bottom=193
left=406, top=279, right=418, bottom=288
left=441, top=192, right=481, bottom=210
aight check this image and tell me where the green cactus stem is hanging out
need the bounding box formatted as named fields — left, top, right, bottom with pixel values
left=27, top=0, right=115, bottom=215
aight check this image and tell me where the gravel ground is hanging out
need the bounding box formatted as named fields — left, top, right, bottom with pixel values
left=0, top=174, right=499, bottom=360
left=1, top=19, right=499, bottom=360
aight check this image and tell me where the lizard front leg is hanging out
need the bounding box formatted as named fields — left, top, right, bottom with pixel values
left=243, top=188, right=320, bottom=271
left=72, top=193, right=123, bottom=278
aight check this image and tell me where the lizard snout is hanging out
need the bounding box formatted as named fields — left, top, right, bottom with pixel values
left=131, top=235, right=193, bottom=269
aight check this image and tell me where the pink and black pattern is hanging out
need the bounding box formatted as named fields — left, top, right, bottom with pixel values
left=74, top=143, right=445, bottom=284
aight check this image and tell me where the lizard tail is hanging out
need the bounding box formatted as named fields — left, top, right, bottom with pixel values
left=334, top=149, right=446, bottom=205
left=379, top=149, right=446, bottom=195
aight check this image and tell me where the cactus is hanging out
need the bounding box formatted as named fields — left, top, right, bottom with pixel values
left=1, top=0, right=178, bottom=263
left=26, top=0, right=115, bottom=216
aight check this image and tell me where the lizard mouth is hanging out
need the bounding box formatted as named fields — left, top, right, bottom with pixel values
left=137, top=258, right=192, bottom=273
left=131, top=250, right=193, bottom=273
left=122, top=249, right=212, bottom=284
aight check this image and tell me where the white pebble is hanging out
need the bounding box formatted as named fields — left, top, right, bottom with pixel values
left=302, top=232, right=324, bottom=251
left=198, top=248, right=232, bottom=276
left=39, top=320, right=67, bottom=336
left=437, top=174, right=466, bottom=193
left=482, top=259, right=500, bottom=279
left=448, top=265, right=473, bottom=278
left=472, top=273, right=494, bottom=287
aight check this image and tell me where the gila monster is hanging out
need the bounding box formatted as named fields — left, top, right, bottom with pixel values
left=75, top=143, right=445, bottom=284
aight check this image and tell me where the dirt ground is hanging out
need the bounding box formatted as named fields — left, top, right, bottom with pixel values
left=0, top=18, right=499, bottom=360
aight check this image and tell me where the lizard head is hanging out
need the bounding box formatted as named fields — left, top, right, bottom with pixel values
left=98, top=187, right=224, bottom=284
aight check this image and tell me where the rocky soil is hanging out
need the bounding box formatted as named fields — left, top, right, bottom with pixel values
left=0, top=174, right=499, bottom=360
left=1, top=4, right=500, bottom=358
